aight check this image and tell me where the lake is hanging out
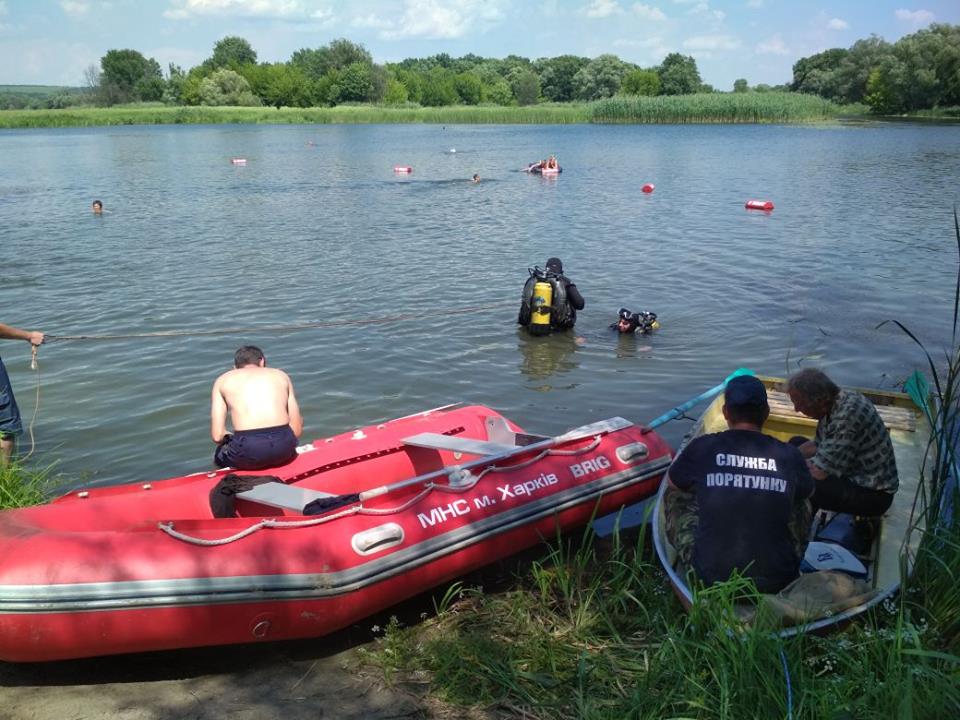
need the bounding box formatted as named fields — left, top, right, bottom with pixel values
left=1, top=121, right=958, bottom=488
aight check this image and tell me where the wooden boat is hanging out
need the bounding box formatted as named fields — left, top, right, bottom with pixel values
left=0, top=404, right=671, bottom=661
left=652, top=375, right=931, bottom=635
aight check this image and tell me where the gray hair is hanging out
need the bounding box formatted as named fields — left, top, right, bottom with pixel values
left=787, top=368, right=839, bottom=406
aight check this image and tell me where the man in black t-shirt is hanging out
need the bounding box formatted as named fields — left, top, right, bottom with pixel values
left=666, top=375, right=814, bottom=593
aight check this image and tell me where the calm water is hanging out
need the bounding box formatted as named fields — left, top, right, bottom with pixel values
left=1, top=121, right=959, bottom=488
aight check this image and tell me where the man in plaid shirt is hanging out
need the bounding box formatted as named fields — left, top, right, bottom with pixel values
left=787, top=368, right=898, bottom=516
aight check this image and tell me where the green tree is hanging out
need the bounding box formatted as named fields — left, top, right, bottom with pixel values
left=209, top=36, right=257, bottom=70
left=99, top=49, right=162, bottom=104
left=791, top=48, right=848, bottom=98
left=383, top=78, right=409, bottom=105
left=574, top=55, right=629, bottom=100
left=512, top=70, right=541, bottom=105
left=199, top=68, right=259, bottom=106
left=333, top=62, right=373, bottom=103
left=243, top=63, right=311, bottom=108
left=393, top=68, right=423, bottom=104
left=453, top=72, right=483, bottom=105
left=864, top=67, right=899, bottom=114
left=657, top=53, right=701, bottom=95
left=536, top=55, right=589, bottom=102
left=733, top=78, right=748, bottom=93
left=482, top=77, right=513, bottom=105
left=621, top=69, right=661, bottom=96
left=292, top=39, right=372, bottom=81
left=833, top=36, right=893, bottom=103
left=420, top=67, right=457, bottom=106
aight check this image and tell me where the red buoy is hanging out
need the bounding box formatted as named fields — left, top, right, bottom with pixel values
left=641, top=183, right=655, bottom=194
left=393, top=166, right=413, bottom=174
left=745, top=199, right=774, bottom=211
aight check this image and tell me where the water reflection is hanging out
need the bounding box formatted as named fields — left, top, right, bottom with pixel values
left=517, top=330, right=580, bottom=385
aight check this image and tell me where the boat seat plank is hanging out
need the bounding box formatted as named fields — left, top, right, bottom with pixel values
left=402, top=432, right=516, bottom=456
left=765, top=390, right=916, bottom=432
left=235, top=482, right=335, bottom=512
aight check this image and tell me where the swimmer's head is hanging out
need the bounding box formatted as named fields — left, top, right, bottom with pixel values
left=92, top=200, right=103, bottom=214
left=472, top=174, right=480, bottom=183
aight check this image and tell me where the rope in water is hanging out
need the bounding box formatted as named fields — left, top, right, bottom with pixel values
left=158, top=437, right=602, bottom=546
left=44, top=301, right=516, bottom=342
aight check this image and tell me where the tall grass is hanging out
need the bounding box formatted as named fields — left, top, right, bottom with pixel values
left=0, top=103, right=591, bottom=129
left=0, top=462, right=54, bottom=509
left=591, top=91, right=855, bottom=124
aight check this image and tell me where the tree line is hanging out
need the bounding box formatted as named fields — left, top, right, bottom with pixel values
left=2, top=23, right=955, bottom=113
left=74, top=36, right=716, bottom=110
left=790, top=23, right=960, bottom=112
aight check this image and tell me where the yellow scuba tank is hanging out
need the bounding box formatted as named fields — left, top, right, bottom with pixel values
left=529, top=280, right=553, bottom=335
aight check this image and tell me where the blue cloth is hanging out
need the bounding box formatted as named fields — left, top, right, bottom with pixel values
left=0, top=355, right=22, bottom=438
left=214, top=424, right=298, bottom=471
left=669, top=429, right=814, bottom=593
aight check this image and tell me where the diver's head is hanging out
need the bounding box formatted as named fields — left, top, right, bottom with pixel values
left=616, top=308, right=639, bottom=334
left=545, top=257, right=563, bottom=274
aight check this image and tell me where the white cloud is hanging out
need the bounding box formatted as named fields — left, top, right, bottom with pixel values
left=583, top=0, right=622, bottom=18
left=895, top=8, right=934, bottom=26
left=163, top=0, right=304, bottom=21
left=745, top=0, right=764, bottom=7
left=683, top=34, right=740, bottom=51
left=60, top=1, right=90, bottom=15
left=381, top=1, right=503, bottom=41
left=755, top=33, right=789, bottom=55
left=351, top=13, right=391, bottom=29
left=827, top=17, right=848, bottom=30
left=632, top=3, right=666, bottom=21
left=686, top=2, right=724, bottom=21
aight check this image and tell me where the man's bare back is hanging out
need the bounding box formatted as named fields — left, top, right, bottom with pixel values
left=210, top=346, right=304, bottom=471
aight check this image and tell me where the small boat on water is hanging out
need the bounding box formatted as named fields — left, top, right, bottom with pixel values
left=652, top=375, right=931, bottom=635
left=525, top=161, right=562, bottom=175
left=0, top=404, right=671, bottom=661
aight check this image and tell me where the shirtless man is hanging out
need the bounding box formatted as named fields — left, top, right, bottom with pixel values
left=211, top=345, right=303, bottom=470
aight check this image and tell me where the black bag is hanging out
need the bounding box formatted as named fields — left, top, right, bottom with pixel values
left=209, top=473, right=281, bottom=518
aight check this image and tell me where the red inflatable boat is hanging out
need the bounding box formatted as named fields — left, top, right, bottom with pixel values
left=0, top=404, right=671, bottom=662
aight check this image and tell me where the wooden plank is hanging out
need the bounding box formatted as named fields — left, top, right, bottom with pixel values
left=765, top=391, right=916, bottom=432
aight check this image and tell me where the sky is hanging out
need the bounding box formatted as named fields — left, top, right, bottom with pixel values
left=1, top=0, right=958, bottom=91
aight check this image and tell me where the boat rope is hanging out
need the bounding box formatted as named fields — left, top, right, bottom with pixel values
left=43, top=301, right=515, bottom=343
left=157, top=437, right=602, bottom=546
left=20, top=346, right=41, bottom=462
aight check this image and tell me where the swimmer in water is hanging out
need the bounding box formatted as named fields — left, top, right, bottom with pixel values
left=472, top=174, right=480, bottom=183
left=92, top=200, right=103, bottom=214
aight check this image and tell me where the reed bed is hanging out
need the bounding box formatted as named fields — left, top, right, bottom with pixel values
left=0, top=103, right=591, bottom=129
left=591, top=91, right=849, bottom=124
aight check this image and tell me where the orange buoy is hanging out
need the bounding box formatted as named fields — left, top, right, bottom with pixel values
left=393, top=166, right=413, bottom=174
left=230, top=158, right=247, bottom=165
left=641, top=183, right=655, bottom=194
left=745, top=199, right=774, bottom=211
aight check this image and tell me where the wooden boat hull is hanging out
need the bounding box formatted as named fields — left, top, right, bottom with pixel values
left=652, top=376, right=930, bottom=635
left=0, top=404, right=671, bottom=661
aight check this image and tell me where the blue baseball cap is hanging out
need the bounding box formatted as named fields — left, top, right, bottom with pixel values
left=725, top=375, right=769, bottom=409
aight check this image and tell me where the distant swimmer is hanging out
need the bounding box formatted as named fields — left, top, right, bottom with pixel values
left=92, top=200, right=103, bottom=214
left=472, top=174, right=481, bottom=183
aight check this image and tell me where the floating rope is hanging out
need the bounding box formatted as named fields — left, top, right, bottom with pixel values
left=158, top=437, right=603, bottom=546
left=45, top=301, right=515, bottom=343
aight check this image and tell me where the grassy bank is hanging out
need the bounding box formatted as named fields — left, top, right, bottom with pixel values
left=0, top=462, right=54, bottom=509
left=0, top=93, right=859, bottom=129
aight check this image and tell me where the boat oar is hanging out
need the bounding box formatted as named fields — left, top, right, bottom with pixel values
left=644, top=368, right=755, bottom=432
left=302, top=417, right=626, bottom=516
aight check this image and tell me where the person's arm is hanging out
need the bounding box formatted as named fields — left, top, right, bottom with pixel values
left=566, top=283, right=585, bottom=310
left=210, top=378, right=228, bottom=443
left=286, top=377, right=303, bottom=438
left=796, top=440, right=817, bottom=459
left=0, top=323, right=44, bottom=346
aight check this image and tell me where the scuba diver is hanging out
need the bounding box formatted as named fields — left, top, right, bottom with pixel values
left=518, top=257, right=585, bottom=336
left=611, top=307, right=660, bottom=335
